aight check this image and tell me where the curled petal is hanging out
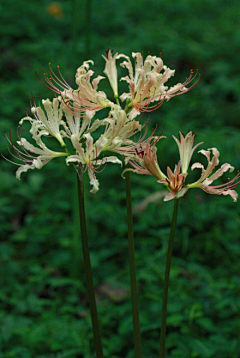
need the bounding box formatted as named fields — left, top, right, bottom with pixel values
left=102, top=50, right=119, bottom=96
left=87, top=167, right=99, bottom=194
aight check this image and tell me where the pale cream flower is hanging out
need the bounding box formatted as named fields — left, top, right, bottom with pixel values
left=41, top=62, right=114, bottom=115
left=20, top=98, right=66, bottom=147
left=119, top=52, right=201, bottom=118
left=60, top=106, right=94, bottom=140
left=96, top=106, right=142, bottom=153
left=173, top=131, right=203, bottom=173
left=5, top=132, right=68, bottom=179
left=66, top=134, right=121, bottom=193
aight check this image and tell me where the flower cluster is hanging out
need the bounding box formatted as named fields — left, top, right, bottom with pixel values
left=6, top=51, right=200, bottom=194
left=6, top=50, right=239, bottom=201
left=125, top=131, right=240, bottom=201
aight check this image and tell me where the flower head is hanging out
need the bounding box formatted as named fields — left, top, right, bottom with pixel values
left=123, top=129, right=240, bottom=203
left=4, top=130, right=68, bottom=179
left=66, top=134, right=121, bottom=193
left=119, top=52, right=202, bottom=118
left=95, top=106, right=142, bottom=154
left=20, top=98, right=66, bottom=147
left=122, top=133, right=166, bottom=180
left=158, top=161, right=189, bottom=201
left=41, top=62, right=114, bottom=116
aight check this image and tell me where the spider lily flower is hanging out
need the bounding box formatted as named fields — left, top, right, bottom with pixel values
left=60, top=106, right=94, bottom=140
left=158, top=161, right=189, bottom=201
left=189, top=148, right=239, bottom=201
left=122, top=137, right=166, bottom=180
left=96, top=107, right=142, bottom=153
left=102, top=50, right=119, bottom=98
left=66, top=134, right=122, bottom=193
left=41, top=61, right=114, bottom=115
left=5, top=132, right=68, bottom=179
left=119, top=52, right=202, bottom=118
left=20, top=98, right=66, bottom=147
left=173, top=131, right=203, bottom=173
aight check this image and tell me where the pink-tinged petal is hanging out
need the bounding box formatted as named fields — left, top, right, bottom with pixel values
left=92, top=75, right=105, bottom=90
left=158, top=179, right=168, bottom=184
left=87, top=167, right=99, bottom=194
left=96, top=156, right=122, bottom=166
left=172, top=134, right=181, bottom=150
left=198, top=149, right=211, bottom=161
left=175, top=161, right=181, bottom=176
left=119, top=92, right=131, bottom=101
left=167, top=166, right=175, bottom=182
left=222, top=189, right=238, bottom=202
left=71, top=134, right=85, bottom=160
left=191, top=162, right=204, bottom=170
left=66, top=155, right=84, bottom=165
left=206, top=163, right=234, bottom=184
left=178, top=172, right=188, bottom=185
left=122, top=167, right=151, bottom=178
left=94, top=135, right=108, bottom=156
left=85, top=133, right=94, bottom=157
left=163, top=192, right=177, bottom=202
left=102, top=50, right=118, bottom=96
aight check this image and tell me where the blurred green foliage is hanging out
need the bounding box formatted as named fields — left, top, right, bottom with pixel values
left=0, top=0, right=240, bottom=357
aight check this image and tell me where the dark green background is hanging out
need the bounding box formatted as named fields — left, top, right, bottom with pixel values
left=0, top=0, right=240, bottom=357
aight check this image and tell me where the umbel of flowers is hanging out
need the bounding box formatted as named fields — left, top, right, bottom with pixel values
left=6, top=50, right=203, bottom=194
left=123, top=131, right=240, bottom=201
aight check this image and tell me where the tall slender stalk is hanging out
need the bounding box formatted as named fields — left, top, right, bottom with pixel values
left=76, top=165, right=104, bottom=358
left=125, top=168, right=143, bottom=358
left=159, top=199, right=179, bottom=358
left=71, top=172, right=81, bottom=278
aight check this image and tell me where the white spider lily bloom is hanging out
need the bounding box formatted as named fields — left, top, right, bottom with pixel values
left=189, top=148, right=239, bottom=201
left=5, top=135, right=68, bottom=179
left=60, top=107, right=94, bottom=140
left=173, top=131, right=203, bottom=173
left=20, top=98, right=65, bottom=147
left=102, top=50, right=119, bottom=97
left=119, top=52, right=201, bottom=117
left=66, top=134, right=121, bottom=193
left=98, top=107, right=142, bottom=152
left=43, top=62, right=114, bottom=115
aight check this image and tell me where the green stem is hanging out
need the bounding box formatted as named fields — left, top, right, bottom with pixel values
left=125, top=168, right=143, bottom=358
left=75, top=165, right=104, bottom=358
left=159, top=199, right=179, bottom=358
